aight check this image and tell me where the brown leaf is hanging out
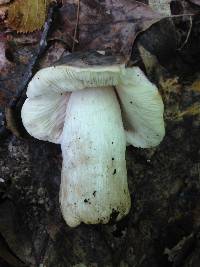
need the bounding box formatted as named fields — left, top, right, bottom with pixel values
left=51, top=0, right=164, bottom=58
left=7, top=0, right=49, bottom=33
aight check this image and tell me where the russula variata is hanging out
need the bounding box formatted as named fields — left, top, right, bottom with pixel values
left=21, top=52, right=165, bottom=227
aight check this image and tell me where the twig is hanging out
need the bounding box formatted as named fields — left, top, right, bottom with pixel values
left=72, top=0, right=80, bottom=51
left=177, top=15, right=193, bottom=51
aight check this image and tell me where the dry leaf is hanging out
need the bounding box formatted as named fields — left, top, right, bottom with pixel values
left=51, top=0, right=164, bottom=58
left=7, top=0, right=49, bottom=33
left=189, top=0, right=200, bottom=5
left=0, top=0, right=10, bottom=4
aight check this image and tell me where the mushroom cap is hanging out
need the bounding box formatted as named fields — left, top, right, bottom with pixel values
left=116, top=67, right=165, bottom=148
left=26, top=51, right=125, bottom=98
left=21, top=92, right=70, bottom=143
left=21, top=51, right=125, bottom=143
left=22, top=51, right=165, bottom=148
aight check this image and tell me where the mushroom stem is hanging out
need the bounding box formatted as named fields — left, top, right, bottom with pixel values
left=60, top=87, right=131, bottom=227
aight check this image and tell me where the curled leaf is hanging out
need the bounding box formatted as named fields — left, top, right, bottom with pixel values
left=52, top=0, right=164, bottom=58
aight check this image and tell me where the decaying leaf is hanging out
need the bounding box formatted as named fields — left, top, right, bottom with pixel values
left=159, top=76, right=182, bottom=121
left=51, top=0, right=165, bottom=58
left=7, top=0, right=50, bottom=33
left=189, top=0, right=200, bottom=5
left=0, top=0, right=10, bottom=4
left=159, top=77, right=182, bottom=102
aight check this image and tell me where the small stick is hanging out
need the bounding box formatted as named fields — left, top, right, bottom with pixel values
left=177, top=15, right=193, bottom=51
left=72, top=0, right=80, bottom=52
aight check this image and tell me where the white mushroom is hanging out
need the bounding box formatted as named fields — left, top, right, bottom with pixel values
left=21, top=52, right=165, bottom=227
left=60, top=87, right=130, bottom=226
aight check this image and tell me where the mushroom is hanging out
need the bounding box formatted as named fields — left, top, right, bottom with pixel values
left=21, top=51, right=165, bottom=227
